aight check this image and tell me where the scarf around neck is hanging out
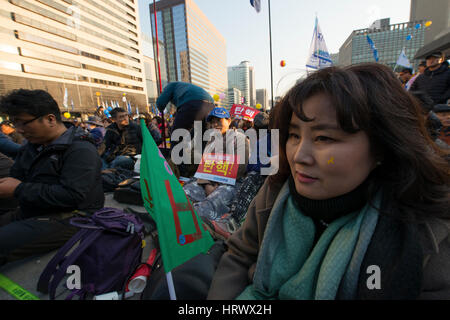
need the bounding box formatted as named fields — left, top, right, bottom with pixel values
left=237, top=180, right=381, bottom=300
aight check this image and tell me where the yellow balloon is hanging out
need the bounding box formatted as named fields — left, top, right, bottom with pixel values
left=256, top=104, right=262, bottom=109
left=425, top=21, right=432, bottom=27
left=63, top=112, right=71, bottom=118
left=213, top=94, right=220, bottom=102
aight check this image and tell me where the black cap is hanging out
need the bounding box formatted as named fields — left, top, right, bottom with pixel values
left=425, top=51, right=444, bottom=60
left=433, top=104, right=450, bottom=113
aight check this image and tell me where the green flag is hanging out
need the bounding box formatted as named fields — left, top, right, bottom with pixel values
left=139, top=119, right=213, bottom=273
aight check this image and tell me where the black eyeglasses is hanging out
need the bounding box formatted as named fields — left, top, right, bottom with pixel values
left=13, top=115, right=42, bottom=128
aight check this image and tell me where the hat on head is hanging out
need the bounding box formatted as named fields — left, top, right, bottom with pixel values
left=418, top=60, right=427, bottom=67
left=206, top=107, right=230, bottom=122
left=425, top=51, right=444, bottom=60
left=85, top=115, right=103, bottom=127
left=0, top=120, right=14, bottom=127
left=433, top=104, right=450, bottom=113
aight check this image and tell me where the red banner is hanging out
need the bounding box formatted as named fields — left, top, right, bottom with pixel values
left=230, top=104, right=260, bottom=121
left=194, top=153, right=239, bottom=185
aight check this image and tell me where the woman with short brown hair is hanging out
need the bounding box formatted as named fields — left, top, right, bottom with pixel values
left=207, top=63, right=450, bottom=300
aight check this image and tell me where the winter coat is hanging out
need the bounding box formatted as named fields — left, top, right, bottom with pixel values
left=207, top=179, right=450, bottom=300
left=103, top=122, right=143, bottom=161
left=10, top=127, right=105, bottom=218
left=410, top=61, right=450, bottom=105
left=156, top=82, right=214, bottom=112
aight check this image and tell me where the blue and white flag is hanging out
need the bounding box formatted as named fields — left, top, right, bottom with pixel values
left=250, top=0, right=261, bottom=13
left=396, top=47, right=411, bottom=68
left=70, top=99, right=74, bottom=112
left=127, top=101, right=132, bottom=114
left=366, top=35, right=379, bottom=62
left=136, top=106, right=139, bottom=116
left=306, top=17, right=333, bottom=70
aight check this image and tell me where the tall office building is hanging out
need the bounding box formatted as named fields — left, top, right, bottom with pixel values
left=228, top=61, right=255, bottom=107
left=150, top=0, right=227, bottom=105
left=139, top=0, right=165, bottom=107
left=0, top=0, right=148, bottom=113
left=256, top=88, right=268, bottom=112
left=339, top=18, right=425, bottom=71
left=227, top=87, right=241, bottom=109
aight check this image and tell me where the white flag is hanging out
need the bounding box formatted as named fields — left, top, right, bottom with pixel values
left=396, top=48, right=411, bottom=68
left=63, top=88, right=68, bottom=109
left=306, top=17, right=333, bottom=70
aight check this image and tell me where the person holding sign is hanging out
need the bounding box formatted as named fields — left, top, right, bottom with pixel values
left=208, top=63, right=450, bottom=300
left=183, top=107, right=250, bottom=222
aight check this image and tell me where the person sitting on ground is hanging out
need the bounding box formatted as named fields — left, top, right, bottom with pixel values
left=399, top=67, right=413, bottom=89
left=410, top=51, right=450, bottom=105
left=0, top=89, right=105, bottom=266
left=85, top=115, right=106, bottom=151
left=102, top=107, right=143, bottom=171
left=208, top=63, right=450, bottom=300
left=183, top=107, right=250, bottom=222
left=142, top=112, right=162, bottom=145
left=433, top=104, right=450, bottom=147
left=94, top=106, right=104, bottom=118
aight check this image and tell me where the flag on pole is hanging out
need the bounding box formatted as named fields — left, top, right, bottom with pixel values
left=136, top=106, right=139, bottom=116
left=366, top=35, right=379, bottom=62
left=70, top=99, right=74, bottom=112
left=306, top=16, right=333, bottom=70
left=139, top=119, right=214, bottom=275
left=396, top=47, right=411, bottom=68
left=63, top=88, right=69, bottom=109
left=250, top=0, right=261, bottom=13
left=127, top=101, right=132, bottom=114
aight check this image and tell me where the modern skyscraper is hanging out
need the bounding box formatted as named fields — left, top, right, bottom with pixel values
left=0, top=0, right=148, bottom=113
left=256, top=88, right=268, bottom=112
left=150, top=0, right=227, bottom=105
left=139, top=0, right=164, bottom=107
left=339, top=18, right=425, bottom=71
left=228, top=61, right=255, bottom=107
left=227, top=87, right=242, bottom=109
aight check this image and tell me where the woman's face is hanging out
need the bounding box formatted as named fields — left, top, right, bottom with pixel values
left=286, top=94, right=377, bottom=200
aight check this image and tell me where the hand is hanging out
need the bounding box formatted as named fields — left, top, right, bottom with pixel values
left=0, top=177, right=22, bottom=198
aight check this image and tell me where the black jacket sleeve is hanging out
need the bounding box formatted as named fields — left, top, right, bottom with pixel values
left=13, top=142, right=102, bottom=211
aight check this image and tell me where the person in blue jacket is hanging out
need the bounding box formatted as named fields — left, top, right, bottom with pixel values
left=156, top=82, right=215, bottom=134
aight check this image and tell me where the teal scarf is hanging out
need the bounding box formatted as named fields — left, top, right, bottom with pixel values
left=237, top=181, right=380, bottom=300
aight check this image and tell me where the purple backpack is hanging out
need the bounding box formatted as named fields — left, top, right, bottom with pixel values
left=37, top=208, right=145, bottom=300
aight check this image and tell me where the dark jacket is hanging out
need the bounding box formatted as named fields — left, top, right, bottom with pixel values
left=207, top=179, right=450, bottom=300
left=0, top=132, right=21, bottom=159
left=103, top=122, right=143, bottom=160
left=10, top=127, right=105, bottom=218
left=410, top=61, right=450, bottom=105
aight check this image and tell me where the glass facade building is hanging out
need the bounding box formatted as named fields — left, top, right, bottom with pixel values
left=339, top=18, right=425, bottom=72
left=0, top=0, right=148, bottom=112
left=150, top=0, right=227, bottom=105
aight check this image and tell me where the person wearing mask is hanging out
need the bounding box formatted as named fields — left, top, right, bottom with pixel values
left=410, top=52, right=450, bottom=104
left=208, top=63, right=450, bottom=300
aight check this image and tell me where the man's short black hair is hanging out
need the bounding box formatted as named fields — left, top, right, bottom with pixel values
left=0, top=89, right=62, bottom=122
left=400, top=67, right=413, bottom=74
left=110, top=107, right=127, bottom=118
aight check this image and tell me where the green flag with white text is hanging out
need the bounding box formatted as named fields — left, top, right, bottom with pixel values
left=139, top=119, right=213, bottom=273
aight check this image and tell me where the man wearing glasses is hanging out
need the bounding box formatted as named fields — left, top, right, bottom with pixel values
left=0, top=89, right=104, bottom=266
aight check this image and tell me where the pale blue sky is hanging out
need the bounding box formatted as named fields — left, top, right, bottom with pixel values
left=193, top=0, right=412, bottom=97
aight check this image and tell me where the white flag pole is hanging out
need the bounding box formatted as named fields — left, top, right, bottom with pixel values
left=165, top=272, right=177, bottom=300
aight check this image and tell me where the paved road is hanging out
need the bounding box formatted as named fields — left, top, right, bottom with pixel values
left=0, top=193, right=155, bottom=300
